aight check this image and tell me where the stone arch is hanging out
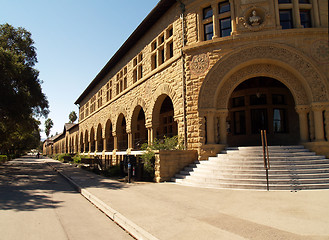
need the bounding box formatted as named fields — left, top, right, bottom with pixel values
left=128, top=97, right=148, bottom=127
left=105, top=118, right=114, bottom=151
left=148, top=83, right=180, bottom=122
left=96, top=123, right=103, bottom=152
left=116, top=113, right=128, bottom=150
left=199, top=43, right=329, bottom=110
left=131, top=105, right=148, bottom=149
left=113, top=108, right=128, bottom=133
left=90, top=127, right=95, bottom=152
left=215, top=63, right=310, bottom=109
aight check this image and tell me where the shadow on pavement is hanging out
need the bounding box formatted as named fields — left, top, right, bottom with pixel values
left=0, top=156, right=74, bottom=211
left=46, top=159, right=130, bottom=191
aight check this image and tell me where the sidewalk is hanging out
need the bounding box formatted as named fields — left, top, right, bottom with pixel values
left=44, top=158, right=329, bottom=240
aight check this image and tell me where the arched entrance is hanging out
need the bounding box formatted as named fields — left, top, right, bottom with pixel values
left=117, top=114, right=128, bottom=150
left=227, top=77, right=300, bottom=146
left=131, top=106, right=147, bottom=149
left=155, top=95, right=178, bottom=139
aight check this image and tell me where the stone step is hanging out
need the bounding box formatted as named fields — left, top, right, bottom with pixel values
left=173, top=179, right=329, bottom=191
left=187, top=163, right=329, bottom=171
left=176, top=171, right=329, bottom=180
left=202, top=158, right=329, bottom=165
left=172, top=145, right=329, bottom=190
left=176, top=175, right=329, bottom=185
left=182, top=167, right=329, bottom=175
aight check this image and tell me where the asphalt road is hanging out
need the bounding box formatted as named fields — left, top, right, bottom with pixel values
left=0, top=156, right=133, bottom=240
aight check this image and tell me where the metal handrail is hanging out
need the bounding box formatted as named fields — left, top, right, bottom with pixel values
left=261, top=130, right=270, bottom=190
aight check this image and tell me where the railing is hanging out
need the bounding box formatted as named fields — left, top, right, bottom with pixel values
left=261, top=130, right=270, bottom=191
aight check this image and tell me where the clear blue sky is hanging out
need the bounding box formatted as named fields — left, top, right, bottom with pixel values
left=0, top=0, right=159, bottom=139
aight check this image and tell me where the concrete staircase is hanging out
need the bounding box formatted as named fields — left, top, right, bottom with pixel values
left=172, top=145, right=329, bottom=190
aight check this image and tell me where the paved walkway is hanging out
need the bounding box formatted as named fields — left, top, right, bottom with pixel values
left=44, top=157, right=329, bottom=240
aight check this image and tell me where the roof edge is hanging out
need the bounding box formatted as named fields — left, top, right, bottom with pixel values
left=75, top=0, right=177, bottom=105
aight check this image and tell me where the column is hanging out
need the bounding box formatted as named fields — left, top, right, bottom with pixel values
left=206, top=112, right=215, bottom=144
left=293, top=0, right=301, bottom=28
left=313, top=106, right=325, bottom=141
left=147, top=127, right=154, bottom=145
left=295, top=106, right=309, bottom=142
left=103, top=138, right=107, bottom=152
left=229, top=0, right=237, bottom=33
left=212, top=3, right=219, bottom=39
left=127, top=132, right=133, bottom=150
left=113, top=132, right=118, bottom=150
left=218, top=110, right=228, bottom=144
left=312, top=0, right=320, bottom=27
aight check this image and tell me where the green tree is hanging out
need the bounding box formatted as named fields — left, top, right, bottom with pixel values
left=0, top=23, right=49, bottom=154
left=69, top=111, right=77, bottom=123
left=44, top=118, right=53, bottom=138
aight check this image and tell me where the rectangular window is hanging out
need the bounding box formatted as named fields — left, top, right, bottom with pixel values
left=273, top=109, right=287, bottom=133
left=168, top=41, right=174, bottom=59
left=124, top=77, right=127, bottom=89
left=168, top=27, right=173, bottom=38
left=203, top=6, right=213, bottom=19
left=272, top=94, right=286, bottom=105
left=234, top=111, right=246, bottom=134
left=152, top=53, right=157, bottom=70
left=204, top=22, right=214, bottom=41
left=279, top=10, right=293, bottom=29
left=300, top=10, right=312, bottom=28
left=232, top=96, right=245, bottom=107
left=220, top=17, right=231, bottom=37
left=133, top=69, right=137, bottom=83
left=219, top=1, right=230, bottom=14
left=250, top=94, right=267, bottom=105
left=152, top=41, right=157, bottom=51
left=138, top=65, right=143, bottom=79
left=251, top=109, right=268, bottom=134
left=160, top=35, right=164, bottom=44
left=298, top=0, right=309, bottom=3
left=160, top=48, right=165, bottom=65
left=278, top=0, right=292, bottom=3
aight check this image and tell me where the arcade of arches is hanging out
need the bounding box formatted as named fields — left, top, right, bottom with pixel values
left=78, top=95, right=178, bottom=154
left=199, top=60, right=329, bottom=159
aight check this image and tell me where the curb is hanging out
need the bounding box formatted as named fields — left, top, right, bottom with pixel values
left=45, top=160, right=159, bottom=240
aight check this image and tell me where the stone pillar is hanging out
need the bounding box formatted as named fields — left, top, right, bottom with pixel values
left=113, top=132, right=118, bottom=151
left=218, top=110, right=228, bottom=144
left=312, top=0, right=320, bottom=27
left=147, top=127, right=154, bottom=145
left=103, top=138, right=107, bottom=152
left=206, top=112, right=215, bottom=144
left=293, top=0, right=301, bottom=28
left=127, top=132, right=133, bottom=150
left=312, top=105, right=325, bottom=141
left=295, top=106, right=310, bottom=142
left=274, top=0, right=280, bottom=28
left=212, top=3, right=219, bottom=39
left=229, top=0, right=237, bottom=33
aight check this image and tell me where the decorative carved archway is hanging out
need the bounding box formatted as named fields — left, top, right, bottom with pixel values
left=199, top=43, right=329, bottom=110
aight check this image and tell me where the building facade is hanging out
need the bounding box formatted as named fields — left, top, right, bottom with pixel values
left=47, top=0, right=328, bottom=162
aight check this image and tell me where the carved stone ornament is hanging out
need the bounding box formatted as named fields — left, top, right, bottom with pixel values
left=311, top=39, right=329, bottom=64
left=198, top=44, right=329, bottom=110
left=239, top=6, right=268, bottom=31
left=190, top=53, right=210, bottom=76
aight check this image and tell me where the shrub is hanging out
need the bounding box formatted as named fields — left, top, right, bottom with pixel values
left=140, top=135, right=183, bottom=180
left=0, top=155, right=7, bottom=163
left=57, top=153, right=72, bottom=162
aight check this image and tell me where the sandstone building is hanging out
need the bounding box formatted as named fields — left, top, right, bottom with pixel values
left=45, top=0, right=329, bottom=180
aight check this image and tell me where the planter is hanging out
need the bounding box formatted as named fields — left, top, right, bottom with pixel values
left=154, top=150, right=198, bottom=183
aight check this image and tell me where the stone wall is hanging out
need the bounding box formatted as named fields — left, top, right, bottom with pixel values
left=154, top=149, right=198, bottom=182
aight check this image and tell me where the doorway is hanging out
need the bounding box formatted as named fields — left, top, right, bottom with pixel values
left=227, top=77, right=300, bottom=146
